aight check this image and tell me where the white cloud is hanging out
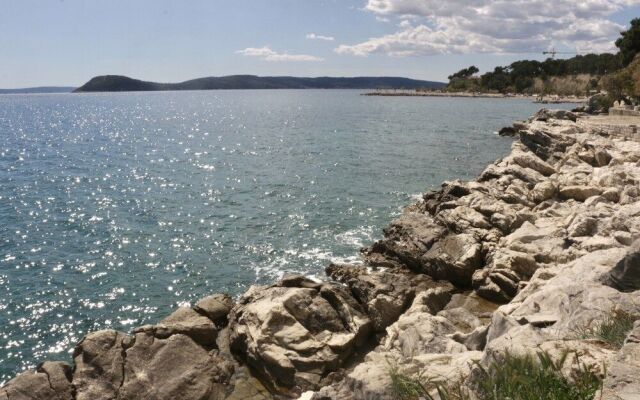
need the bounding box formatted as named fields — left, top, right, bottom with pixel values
left=306, top=33, right=335, bottom=41
left=336, top=0, right=640, bottom=56
left=236, top=46, right=324, bottom=62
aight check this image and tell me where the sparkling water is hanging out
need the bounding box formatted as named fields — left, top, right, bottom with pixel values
left=0, top=90, right=571, bottom=381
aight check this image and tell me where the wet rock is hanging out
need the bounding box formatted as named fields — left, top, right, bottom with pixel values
left=0, top=361, right=73, bottom=400
left=228, top=276, right=372, bottom=393
left=498, top=126, right=517, bottom=137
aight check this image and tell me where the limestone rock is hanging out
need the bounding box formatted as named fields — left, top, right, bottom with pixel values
left=73, top=330, right=131, bottom=400
left=602, top=239, right=640, bottom=292
left=134, top=306, right=218, bottom=347
left=529, top=180, right=557, bottom=203
left=325, top=263, right=447, bottom=332
left=421, top=233, right=484, bottom=286
left=194, top=293, right=234, bottom=325
left=0, top=362, right=73, bottom=400
left=601, top=322, right=640, bottom=400
left=531, top=108, right=577, bottom=122
left=559, top=185, right=602, bottom=201
left=228, top=276, right=372, bottom=392
left=118, top=333, right=233, bottom=400
left=364, top=212, right=445, bottom=270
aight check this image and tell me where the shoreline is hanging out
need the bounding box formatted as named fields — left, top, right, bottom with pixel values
left=363, top=90, right=588, bottom=104
left=2, top=110, right=639, bottom=399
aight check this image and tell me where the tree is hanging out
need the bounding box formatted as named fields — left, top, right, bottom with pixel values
left=447, top=66, right=479, bottom=81
left=616, top=18, right=640, bottom=66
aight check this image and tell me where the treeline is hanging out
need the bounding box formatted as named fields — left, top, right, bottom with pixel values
left=446, top=18, right=640, bottom=96
left=448, top=53, right=621, bottom=94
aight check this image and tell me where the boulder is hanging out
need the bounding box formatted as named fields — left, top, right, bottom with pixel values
left=325, top=263, right=447, bottom=332
left=529, top=180, right=557, bottom=203
left=559, top=185, right=602, bottom=201
left=118, top=333, right=233, bottom=400
left=530, top=108, right=577, bottom=122
left=498, top=126, right=517, bottom=137
left=194, top=293, right=235, bottom=325
left=134, top=306, right=218, bottom=346
left=73, top=330, right=131, bottom=400
left=228, top=276, right=372, bottom=393
left=602, top=240, right=640, bottom=292
left=421, top=233, right=484, bottom=286
left=72, top=329, right=233, bottom=400
left=594, top=149, right=612, bottom=167
left=364, top=212, right=446, bottom=270
left=312, top=288, right=480, bottom=400
left=0, top=361, right=73, bottom=400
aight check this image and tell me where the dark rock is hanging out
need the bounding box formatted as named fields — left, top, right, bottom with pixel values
left=530, top=108, right=577, bottom=122
left=421, top=233, right=484, bottom=286
left=498, top=126, right=517, bottom=137
left=326, top=263, right=447, bottom=331
left=363, top=213, right=446, bottom=271
left=603, top=240, right=640, bottom=292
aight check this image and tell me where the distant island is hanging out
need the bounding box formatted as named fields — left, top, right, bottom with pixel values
left=74, top=75, right=446, bottom=92
left=0, top=86, right=75, bottom=94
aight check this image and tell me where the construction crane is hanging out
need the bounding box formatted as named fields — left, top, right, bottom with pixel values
left=542, top=48, right=576, bottom=59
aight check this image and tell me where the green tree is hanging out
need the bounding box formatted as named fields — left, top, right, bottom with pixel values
left=616, top=18, right=640, bottom=66
left=448, top=66, right=479, bottom=81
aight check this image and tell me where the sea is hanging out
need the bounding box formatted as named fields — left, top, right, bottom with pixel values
left=0, top=90, right=573, bottom=381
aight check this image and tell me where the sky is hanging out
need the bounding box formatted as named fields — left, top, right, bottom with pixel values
left=1, top=0, right=639, bottom=88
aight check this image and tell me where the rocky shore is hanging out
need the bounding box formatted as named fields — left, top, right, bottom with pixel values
left=363, top=90, right=588, bottom=104
left=2, top=109, right=640, bottom=400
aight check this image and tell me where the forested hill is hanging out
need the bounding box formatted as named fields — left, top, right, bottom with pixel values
left=74, top=75, right=446, bottom=92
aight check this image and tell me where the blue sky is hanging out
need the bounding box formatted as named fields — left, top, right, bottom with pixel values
left=1, top=0, right=639, bottom=88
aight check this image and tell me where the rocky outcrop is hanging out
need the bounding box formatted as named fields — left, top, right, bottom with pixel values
left=2, top=111, right=639, bottom=400
left=228, top=275, right=372, bottom=394
left=325, top=263, right=450, bottom=332
left=0, top=362, right=73, bottom=400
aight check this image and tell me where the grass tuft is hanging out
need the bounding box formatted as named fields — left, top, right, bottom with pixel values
left=575, top=309, right=637, bottom=349
left=388, top=350, right=602, bottom=400
left=475, top=351, right=601, bottom=400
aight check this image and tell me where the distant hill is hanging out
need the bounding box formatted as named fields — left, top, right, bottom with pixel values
left=74, top=75, right=446, bottom=92
left=0, top=86, right=75, bottom=94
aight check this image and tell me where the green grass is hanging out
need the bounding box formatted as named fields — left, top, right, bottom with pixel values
left=388, top=351, right=602, bottom=400
left=475, top=351, right=601, bottom=400
left=575, top=309, right=637, bottom=349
